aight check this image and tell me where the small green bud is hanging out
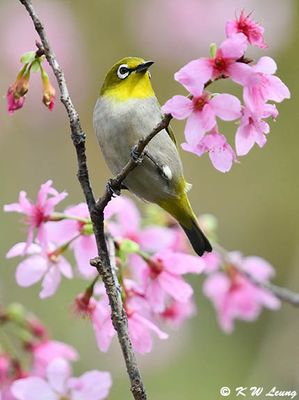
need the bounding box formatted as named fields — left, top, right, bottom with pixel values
left=199, top=213, right=218, bottom=236
left=120, top=239, right=140, bottom=254
left=6, top=303, right=26, bottom=323
left=81, top=222, right=94, bottom=235
left=210, top=42, right=217, bottom=58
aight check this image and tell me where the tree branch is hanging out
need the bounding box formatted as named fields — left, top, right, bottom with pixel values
left=18, top=1, right=148, bottom=398
left=247, top=274, right=299, bottom=307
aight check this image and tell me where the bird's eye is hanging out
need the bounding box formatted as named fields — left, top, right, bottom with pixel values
left=117, top=64, right=130, bottom=80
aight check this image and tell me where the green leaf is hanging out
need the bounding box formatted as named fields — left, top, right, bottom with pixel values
left=20, top=51, right=35, bottom=65
left=120, top=239, right=140, bottom=254
left=30, top=59, right=41, bottom=73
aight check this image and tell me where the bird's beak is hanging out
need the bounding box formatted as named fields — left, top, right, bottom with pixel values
left=135, top=61, right=154, bottom=73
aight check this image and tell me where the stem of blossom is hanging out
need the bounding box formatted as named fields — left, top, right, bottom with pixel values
left=19, top=1, right=147, bottom=398
left=48, top=234, right=81, bottom=259
left=0, top=329, right=20, bottom=360
left=48, top=212, right=90, bottom=223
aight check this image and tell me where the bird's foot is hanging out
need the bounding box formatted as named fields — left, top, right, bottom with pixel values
left=106, top=179, right=121, bottom=197
left=130, top=145, right=144, bottom=164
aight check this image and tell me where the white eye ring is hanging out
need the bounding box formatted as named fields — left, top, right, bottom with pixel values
left=117, top=64, right=130, bottom=79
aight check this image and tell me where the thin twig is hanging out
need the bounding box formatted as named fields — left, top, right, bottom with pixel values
left=18, top=1, right=147, bottom=398
left=246, top=274, right=299, bottom=307
left=213, top=242, right=299, bottom=307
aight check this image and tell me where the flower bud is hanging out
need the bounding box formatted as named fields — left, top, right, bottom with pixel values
left=41, top=67, right=55, bottom=110
left=6, top=66, right=30, bottom=114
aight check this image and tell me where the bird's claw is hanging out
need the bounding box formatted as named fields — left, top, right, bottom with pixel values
left=106, top=179, right=121, bottom=197
left=130, top=145, right=144, bottom=164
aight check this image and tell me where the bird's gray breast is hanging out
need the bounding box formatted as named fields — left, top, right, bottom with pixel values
left=93, top=96, right=184, bottom=203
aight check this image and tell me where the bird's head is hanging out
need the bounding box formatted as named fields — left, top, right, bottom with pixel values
left=100, top=57, right=155, bottom=101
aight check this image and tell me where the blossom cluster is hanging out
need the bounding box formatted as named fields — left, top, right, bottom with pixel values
left=0, top=303, right=112, bottom=400
left=6, top=50, right=55, bottom=114
left=4, top=181, right=281, bottom=354
left=162, top=11, right=290, bottom=172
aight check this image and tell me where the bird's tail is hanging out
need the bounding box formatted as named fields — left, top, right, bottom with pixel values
left=180, top=218, right=212, bottom=257
left=159, top=194, right=212, bottom=257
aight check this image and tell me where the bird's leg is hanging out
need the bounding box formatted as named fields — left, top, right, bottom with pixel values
left=106, top=179, right=121, bottom=197
left=130, top=145, right=144, bottom=164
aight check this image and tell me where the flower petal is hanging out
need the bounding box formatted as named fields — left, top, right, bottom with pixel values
left=159, top=272, right=193, bottom=303
left=210, top=94, right=241, bottom=121
left=73, top=236, right=97, bottom=279
left=6, top=242, right=40, bottom=258
left=16, top=256, right=47, bottom=287
left=162, top=96, right=193, bottom=119
left=264, top=75, right=290, bottom=103
left=184, top=104, right=216, bottom=146
left=209, top=144, right=234, bottom=173
left=40, top=267, right=61, bottom=299
left=138, top=226, right=176, bottom=253
left=175, top=59, right=211, bottom=96
left=235, top=123, right=256, bottom=156
left=254, top=56, right=277, bottom=75
left=161, top=250, right=205, bottom=274
left=11, top=377, right=57, bottom=400
left=68, top=371, right=112, bottom=400
left=219, top=33, right=247, bottom=59
left=229, top=62, right=252, bottom=86
left=47, top=358, right=71, bottom=394
left=145, top=277, right=166, bottom=313
left=57, top=257, right=73, bottom=279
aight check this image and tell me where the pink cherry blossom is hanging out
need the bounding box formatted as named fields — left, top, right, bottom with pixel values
left=203, top=252, right=280, bottom=333
left=160, top=299, right=196, bottom=327
left=6, top=242, right=73, bottom=299
left=4, top=181, right=67, bottom=251
left=130, top=250, right=204, bottom=313
left=235, top=104, right=278, bottom=156
left=174, top=33, right=248, bottom=94
left=182, top=131, right=237, bottom=173
left=162, top=92, right=241, bottom=143
left=47, top=203, right=97, bottom=279
left=92, top=284, right=168, bottom=354
left=232, top=56, right=290, bottom=110
left=30, top=340, right=78, bottom=377
left=104, top=196, right=176, bottom=253
left=11, top=358, right=112, bottom=400
left=226, top=11, right=267, bottom=48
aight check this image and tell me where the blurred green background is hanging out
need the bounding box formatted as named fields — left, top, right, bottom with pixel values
left=1, top=0, right=299, bottom=398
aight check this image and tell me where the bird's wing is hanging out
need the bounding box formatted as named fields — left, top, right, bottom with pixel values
left=165, top=124, right=177, bottom=147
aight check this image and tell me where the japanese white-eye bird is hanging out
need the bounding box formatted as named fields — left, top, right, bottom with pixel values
left=93, top=57, right=212, bottom=256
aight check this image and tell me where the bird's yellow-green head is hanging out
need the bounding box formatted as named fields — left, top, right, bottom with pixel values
left=100, top=57, right=155, bottom=102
